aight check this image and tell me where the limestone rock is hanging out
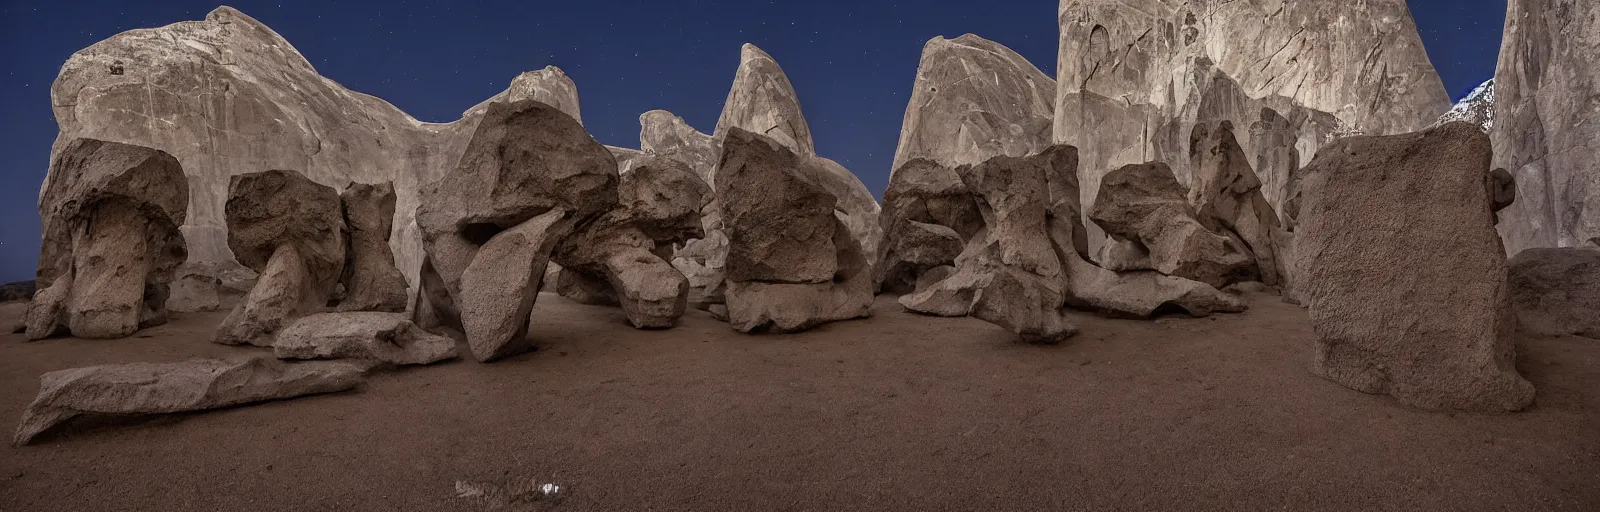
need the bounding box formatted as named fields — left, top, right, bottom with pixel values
left=462, top=66, right=582, bottom=125
left=1060, top=251, right=1244, bottom=318
left=459, top=210, right=573, bottom=362
left=715, top=44, right=814, bottom=156
left=1296, top=122, right=1533, bottom=412
left=415, top=99, right=618, bottom=330
left=1090, top=162, right=1253, bottom=288
left=878, top=158, right=984, bottom=293
left=1493, top=0, right=1600, bottom=254
left=1187, top=122, right=1282, bottom=286
left=215, top=244, right=318, bottom=347
left=641, top=109, right=720, bottom=186
left=716, top=129, right=871, bottom=332
left=892, top=34, right=1056, bottom=172
left=13, top=357, right=363, bottom=446
left=274, top=312, right=458, bottom=365
left=214, top=170, right=345, bottom=346
left=337, top=182, right=408, bottom=312
left=166, top=271, right=221, bottom=313
left=31, top=138, right=188, bottom=340
left=1507, top=248, right=1600, bottom=339
left=874, top=221, right=964, bottom=294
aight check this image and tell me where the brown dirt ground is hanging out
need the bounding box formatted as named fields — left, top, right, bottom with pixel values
left=1, top=291, right=1597, bottom=511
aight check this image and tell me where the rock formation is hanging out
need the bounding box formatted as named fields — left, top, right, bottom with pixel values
left=165, top=271, right=221, bottom=313
left=1437, top=79, right=1495, bottom=132
left=1507, top=248, right=1600, bottom=339
left=901, top=147, right=1081, bottom=343
left=641, top=110, right=719, bottom=186
left=462, top=66, right=582, bottom=125
left=28, top=138, right=188, bottom=340
left=1090, top=162, right=1253, bottom=288
left=715, top=44, right=814, bottom=156
left=1187, top=122, right=1283, bottom=286
left=553, top=155, right=710, bottom=328
left=274, top=312, right=458, bottom=365
left=215, top=170, right=346, bottom=347
left=336, top=183, right=408, bottom=312
left=13, top=357, right=363, bottom=446
left=0, top=281, right=35, bottom=302
left=1493, top=0, right=1600, bottom=254
left=1295, top=122, right=1533, bottom=412
left=1055, top=0, right=1448, bottom=253
left=715, top=129, right=872, bottom=332
left=415, top=99, right=616, bottom=361
left=880, top=34, right=1053, bottom=293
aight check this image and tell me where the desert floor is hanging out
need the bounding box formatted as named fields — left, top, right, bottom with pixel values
left=1, top=291, right=1596, bottom=511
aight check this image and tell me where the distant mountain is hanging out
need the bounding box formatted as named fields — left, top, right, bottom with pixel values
left=1436, top=79, right=1494, bottom=132
left=0, top=280, right=34, bottom=302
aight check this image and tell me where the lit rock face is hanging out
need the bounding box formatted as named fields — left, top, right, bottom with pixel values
left=715, top=129, right=872, bottom=333
left=1187, top=122, right=1283, bottom=286
left=215, top=170, right=346, bottom=347
left=1493, top=0, right=1600, bottom=254
left=415, top=99, right=617, bottom=361
left=715, top=44, right=815, bottom=156
left=1089, top=162, right=1254, bottom=289
left=45, top=7, right=589, bottom=303
left=880, top=34, right=1054, bottom=293
left=1295, top=122, right=1533, bottom=412
left=1507, top=248, right=1600, bottom=339
left=274, top=311, right=458, bottom=366
left=13, top=357, right=363, bottom=446
left=28, top=138, right=188, bottom=340
left=1437, top=79, right=1495, bottom=132
left=1055, top=0, right=1448, bottom=253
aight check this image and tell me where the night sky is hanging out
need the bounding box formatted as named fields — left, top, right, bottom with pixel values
left=0, top=0, right=1507, bottom=283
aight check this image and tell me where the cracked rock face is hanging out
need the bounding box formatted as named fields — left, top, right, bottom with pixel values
left=29, top=138, right=188, bottom=340
left=1090, top=162, right=1254, bottom=289
left=13, top=357, right=363, bottom=446
left=1055, top=0, right=1446, bottom=254
left=891, top=34, right=1057, bottom=172
left=715, top=44, right=815, bottom=156
left=1187, top=122, right=1283, bottom=286
left=1295, top=122, right=1533, bottom=412
left=1493, top=0, right=1600, bottom=254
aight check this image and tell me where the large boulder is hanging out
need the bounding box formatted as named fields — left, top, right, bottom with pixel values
left=458, top=209, right=574, bottom=362
left=29, top=138, right=188, bottom=340
left=716, top=129, right=871, bottom=332
left=1187, top=122, right=1283, bottom=286
left=215, top=170, right=345, bottom=347
left=641, top=109, right=719, bottom=186
left=336, top=182, right=408, bottom=312
left=274, top=312, right=458, bottom=365
left=714, top=44, right=814, bottom=156
left=1295, top=122, right=1533, bottom=412
left=1507, top=248, right=1600, bottom=339
left=1493, top=0, right=1600, bottom=254
left=1055, top=1, right=1445, bottom=253
left=1090, top=162, right=1253, bottom=288
left=13, top=357, right=363, bottom=446
left=414, top=98, right=617, bottom=335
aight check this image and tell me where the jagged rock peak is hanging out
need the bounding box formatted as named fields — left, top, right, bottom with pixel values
left=1436, top=79, right=1494, bottom=132
left=891, top=33, right=1056, bottom=173
left=463, top=66, right=582, bottom=124
left=714, top=43, right=815, bottom=156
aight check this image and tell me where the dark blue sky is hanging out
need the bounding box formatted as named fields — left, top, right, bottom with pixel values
left=0, top=0, right=1507, bottom=282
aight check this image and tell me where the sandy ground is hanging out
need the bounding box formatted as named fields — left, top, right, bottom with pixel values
left=0, top=291, right=1596, bottom=511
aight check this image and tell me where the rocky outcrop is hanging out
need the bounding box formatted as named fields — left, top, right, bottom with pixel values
left=1055, top=1, right=1446, bottom=253
left=336, top=182, right=408, bottom=312
left=1507, top=248, right=1600, bottom=339
left=1089, top=162, right=1253, bottom=288
left=274, top=312, right=458, bottom=365
left=1438, top=79, right=1495, bottom=132
left=716, top=129, right=871, bottom=332
left=415, top=99, right=616, bottom=360
left=641, top=110, right=719, bottom=186
left=165, top=271, right=221, bottom=313
left=1187, top=122, right=1283, bottom=286
left=29, top=138, right=188, bottom=340
left=715, top=44, right=814, bottom=156
left=13, top=357, right=363, bottom=446
left=1295, top=122, right=1533, bottom=412
left=461, top=66, right=582, bottom=125
left=880, top=34, right=1053, bottom=293
left=215, top=170, right=345, bottom=347
left=1493, top=0, right=1600, bottom=254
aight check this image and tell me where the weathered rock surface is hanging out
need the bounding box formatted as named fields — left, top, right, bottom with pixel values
left=1090, top=162, right=1253, bottom=288
left=274, top=312, right=458, bottom=365
left=1188, top=122, right=1282, bottom=286
left=715, top=44, right=814, bottom=156
left=1437, top=79, right=1495, bottom=132
left=30, top=138, right=188, bottom=340
left=1295, top=122, right=1533, bottom=412
left=1055, top=1, right=1446, bottom=252
left=716, top=129, right=871, bottom=332
left=1493, top=0, right=1600, bottom=254
left=165, top=271, right=221, bottom=313
left=215, top=170, right=345, bottom=346
left=13, top=357, right=363, bottom=446
left=891, top=34, right=1056, bottom=172
left=414, top=99, right=618, bottom=337
left=641, top=110, right=719, bottom=186
left=878, top=159, right=984, bottom=293
left=460, top=210, right=573, bottom=362
left=336, top=182, right=408, bottom=312
left=462, top=66, right=582, bottom=125
left=1507, top=248, right=1600, bottom=339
